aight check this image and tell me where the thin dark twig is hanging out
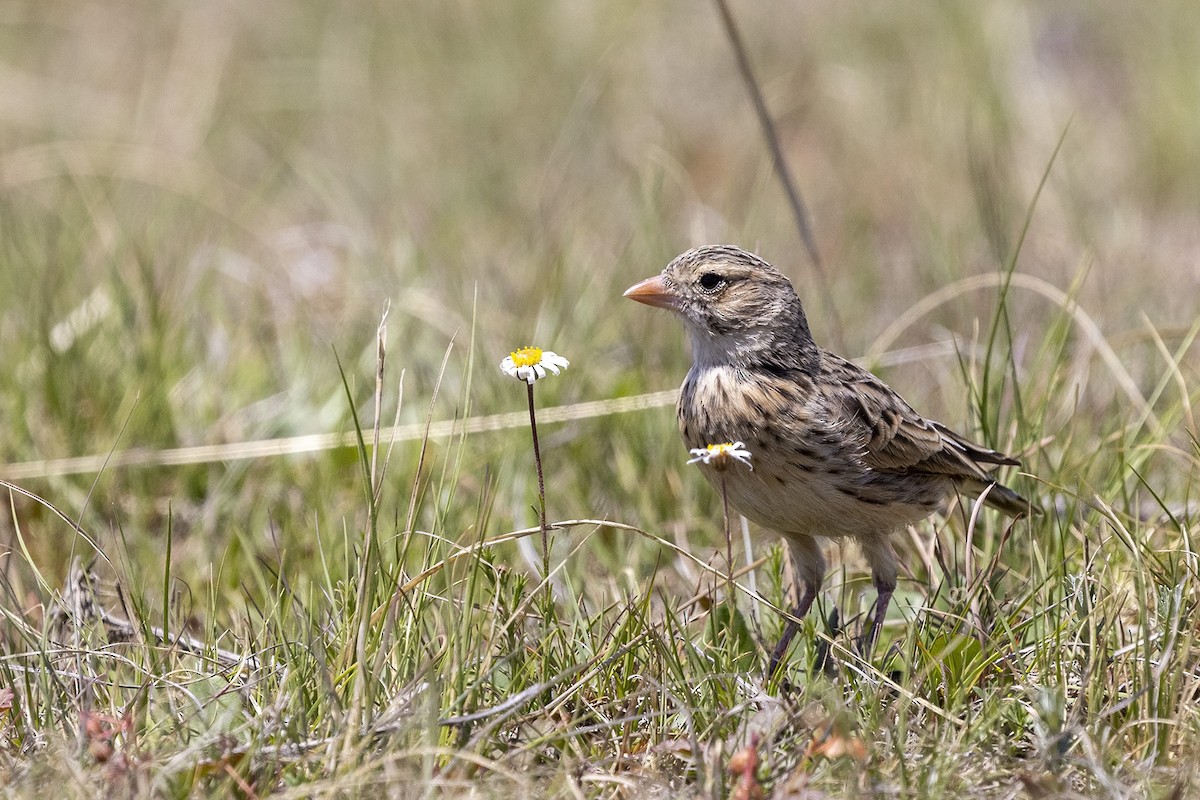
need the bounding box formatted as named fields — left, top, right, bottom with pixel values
left=712, top=0, right=821, bottom=267
left=526, top=382, right=549, bottom=581
left=712, top=0, right=843, bottom=338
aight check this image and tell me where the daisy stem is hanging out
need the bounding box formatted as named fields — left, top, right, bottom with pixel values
left=720, top=473, right=733, bottom=605
left=526, top=382, right=550, bottom=586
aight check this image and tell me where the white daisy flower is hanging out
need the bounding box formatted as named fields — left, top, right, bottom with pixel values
left=500, top=346, right=570, bottom=385
left=687, top=441, right=753, bottom=471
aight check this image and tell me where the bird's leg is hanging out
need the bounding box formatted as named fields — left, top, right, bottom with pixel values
left=859, top=574, right=895, bottom=657
left=858, top=537, right=899, bottom=658
left=766, top=582, right=817, bottom=679
left=766, top=535, right=827, bottom=679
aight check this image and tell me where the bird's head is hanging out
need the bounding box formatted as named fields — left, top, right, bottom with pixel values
left=624, top=245, right=816, bottom=369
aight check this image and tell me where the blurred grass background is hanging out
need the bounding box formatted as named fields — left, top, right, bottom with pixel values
left=0, top=1, right=1198, bottom=796
left=3, top=0, right=1196, bottom=576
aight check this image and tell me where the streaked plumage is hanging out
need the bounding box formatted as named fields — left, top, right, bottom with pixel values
left=625, top=244, right=1035, bottom=674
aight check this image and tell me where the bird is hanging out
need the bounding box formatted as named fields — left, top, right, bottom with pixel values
left=624, top=244, right=1035, bottom=676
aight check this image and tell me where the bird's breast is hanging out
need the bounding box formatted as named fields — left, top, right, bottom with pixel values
left=677, top=365, right=813, bottom=448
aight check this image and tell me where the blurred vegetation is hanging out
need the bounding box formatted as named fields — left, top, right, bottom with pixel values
left=0, top=1, right=1198, bottom=797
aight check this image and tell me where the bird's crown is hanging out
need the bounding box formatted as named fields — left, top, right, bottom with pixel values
left=658, top=244, right=817, bottom=369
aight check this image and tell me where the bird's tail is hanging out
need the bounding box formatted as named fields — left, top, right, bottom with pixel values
left=965, top=478, right=1041, bottom=517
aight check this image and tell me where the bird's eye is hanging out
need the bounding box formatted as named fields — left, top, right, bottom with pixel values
left=698, top=272, right=725, bottom=292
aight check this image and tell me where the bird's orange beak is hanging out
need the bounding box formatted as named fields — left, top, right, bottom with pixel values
left=623, top=275, right=678, bottom=310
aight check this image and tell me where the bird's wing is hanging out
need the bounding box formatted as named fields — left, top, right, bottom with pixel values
left=820, top=354, right=1018, bottom=480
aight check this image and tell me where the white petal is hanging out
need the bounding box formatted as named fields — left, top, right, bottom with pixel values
left=542, top=352, right=570, bottom=372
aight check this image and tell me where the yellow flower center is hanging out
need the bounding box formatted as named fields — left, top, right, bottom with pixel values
left=509, top=346, right=543, bottom=368
left=708, top=443, right=735, bottom=454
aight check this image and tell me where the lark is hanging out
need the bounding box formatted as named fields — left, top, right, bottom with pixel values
left=625, top=245, right=1035, bottom=675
